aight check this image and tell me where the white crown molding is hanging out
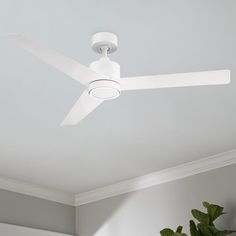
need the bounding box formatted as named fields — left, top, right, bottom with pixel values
left=0, top=176, right=75, bottom=206
left=0, top=149, right=236, bottom=206
left=75, top=149, right=236, bottom=206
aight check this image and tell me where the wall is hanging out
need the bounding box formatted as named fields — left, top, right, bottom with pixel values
left=0, top=189, right=75, bottom=235
left=76, top=164, right=236, bottom=236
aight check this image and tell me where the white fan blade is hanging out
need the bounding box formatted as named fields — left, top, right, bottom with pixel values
left=7, top=33, right=102, bottom=85
left=61, top=91, right=104, bottom=126
left=118, top=70, right=230, bottom=91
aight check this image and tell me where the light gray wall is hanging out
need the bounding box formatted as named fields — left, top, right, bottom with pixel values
left=76, top=164, right=236, bottom=236
left=0, top=189, right=75, bottom=235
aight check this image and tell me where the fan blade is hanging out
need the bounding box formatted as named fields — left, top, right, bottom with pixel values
left=7, top=34, right=102, bottom=85
left=61, top=91, right=104, bottom=126
left=118, top=70, right=230, bottom=91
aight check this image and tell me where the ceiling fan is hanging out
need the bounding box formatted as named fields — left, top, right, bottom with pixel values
left=7, top=32, right=230, bottom=126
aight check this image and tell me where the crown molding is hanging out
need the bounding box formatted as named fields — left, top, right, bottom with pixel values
left=0, top=149, right=236, bottom=206
left=75, top=149, right=236, bottom=206
left=0, top=176, right=74, bottom=206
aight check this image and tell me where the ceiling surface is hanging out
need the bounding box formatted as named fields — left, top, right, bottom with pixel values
left=0, top=0, right=235, bottom=194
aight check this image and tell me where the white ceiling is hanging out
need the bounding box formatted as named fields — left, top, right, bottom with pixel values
left=0, top=0, right=235, bottom=194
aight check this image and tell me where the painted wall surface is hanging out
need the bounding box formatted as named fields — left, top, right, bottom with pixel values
left=0, top=189, right=75, bottom=235
left=0, top=223, right=72, bottom=236
left=76, top=164, right=236, bottom=236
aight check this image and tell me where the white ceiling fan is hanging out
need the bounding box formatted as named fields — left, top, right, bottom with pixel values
left=7, top=32, right=230, bottom=126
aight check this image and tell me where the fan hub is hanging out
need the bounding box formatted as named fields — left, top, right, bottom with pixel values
left=88, top=80, right=121, bottom=100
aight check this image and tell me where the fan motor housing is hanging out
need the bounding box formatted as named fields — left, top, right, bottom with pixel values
left=89, top=57, right=120, bottom=79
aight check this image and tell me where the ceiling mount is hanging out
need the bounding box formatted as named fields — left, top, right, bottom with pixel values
left=91, top=32, right=118, bottom=54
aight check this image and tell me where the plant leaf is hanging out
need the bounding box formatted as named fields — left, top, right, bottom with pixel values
left=197, top=223, right=213, bottom=236
left=203, top=202, right=210, bottom=209
left=190, top=220, right=199, bottom=236
left=176, top=226, right=183, bottom=233
left=192, top=209, right=210, bottom=225
left=208, top=226, right=220, bottom=234
left=206, top=203, right=224, bottom=222
left=160, top=228, right=175, bottom=236
left=173, top=233, right=188, bottom=236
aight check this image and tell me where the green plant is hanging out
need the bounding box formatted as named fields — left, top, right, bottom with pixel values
left=160, top=226, right=187, bottom=236
left=160, top=202, right=236, bottom=236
